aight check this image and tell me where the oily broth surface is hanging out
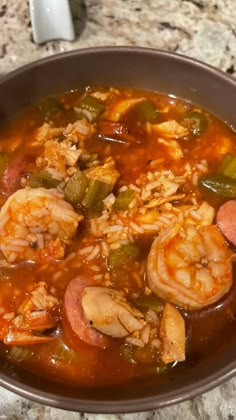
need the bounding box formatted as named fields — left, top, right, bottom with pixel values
left=0, top=87, right=235, bottom=387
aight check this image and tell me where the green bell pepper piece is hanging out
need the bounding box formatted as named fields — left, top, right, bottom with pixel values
left=218, top=154, right=236, bottom=179
left=77, top=94, right=105, bottom=122
left=64, top=170, right=89, bottom=204
left=199, top=172, right=236, bottom=198
left=29, top=170, right=60, bottom=189
left=113, top=189, right=135, bottom=211
left=107, top=243, right=140, bottom=269
left=133, top=295, right=164, bottom=312
left=82, top=179, right=112, bottom=211
left=133, top=100, right=158, bottom=123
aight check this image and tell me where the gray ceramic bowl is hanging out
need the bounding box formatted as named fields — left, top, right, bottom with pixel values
left=0, top=47, right=236, bottom=413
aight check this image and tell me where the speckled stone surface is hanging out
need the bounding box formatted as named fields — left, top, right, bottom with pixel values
left=1, top=0, right=236, bottom=75
left=1, top=0, right=236, bottom=418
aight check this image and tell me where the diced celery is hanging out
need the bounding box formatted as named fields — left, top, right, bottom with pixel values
left=121, top=344, right=137, bottom=365
left=113, top=189, right=135, bottom=211
left=0, top=266, right=16, bottom=280
left=199, top=173, right=236, bottom=198
left=77, top=94, right=105, bottom=122
left=133, top=295, right=164, bottom=312
left=218, top=154, right=234, bottom=174
left=28, top=170, right=60, bottom=189
left=218, top=154, right=236, bottom=179
left=121, top=244, right=140, bottom=258
left=9, top=346, right=33, bottom=362
left=134, top=364, right=169, bottom=377
left=39, top=97, right=63, bottom=121
left=107, top=244, right=140, bottom=269
left=53, top=343, right=76, bottom=364
left=107, top=249, right=126, bottom=269
left=64, top=170, right=89, bottom=204
left=181, top=111, right=208, bottom=136
left=78, top=153, right=98, bottom=169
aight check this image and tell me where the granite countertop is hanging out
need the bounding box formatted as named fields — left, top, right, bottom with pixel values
left=1, top=0, right=236, bottom=418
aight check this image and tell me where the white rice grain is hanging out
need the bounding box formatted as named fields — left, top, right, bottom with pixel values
left=128, top=197, right=138, bottom=209
left=93, top=274, right=103, bottom=280
left=29, top=226, right=43, bottom=234
left=64, top=252, right=75, bottom=263
left=36, top=233, right=44, bottom=249
left=192, top=172, right=199, bottom=186
left=101, top=241, right=109, bottom=257
left=129, top=184, right=141, bottom=192
left=74, top=107, right=93, bottom=122
left=8, top=252, right=17, bottom=263
left=46, top=167, right=64, bottom=181
left=129, top=221, right=144, bottom=234
left=151, top=338, right=161, bottom=349
left=3, top=312, right=15, bottom=320
left=104, top=225, right=124, bottom=233
left=189, top=210, right=203, bottom=220
left=79, top=245, right=94, bottom=255
left=146, top=180, right=161, bottom=191
left=86, top=244, right=100, bottom=261
left=163, top=184, right=178, bottom=197
left=74, top=119, right=91, bottom=135
left=140, top=223, right=160, bottom=231
left=91, top=265, right=101, bottom=272
left=52, top=271, right=62, bottom=281
left=8, top=245, right=24, bottom=253
left=145, top=309, right=159, bottom=324
left=125, top=337, right=145, bottom=348
left=140, top=324, right=151, bottom=344
left=103, top=193, right=116, bottom=206
left=10, top=239, right=29, bottom=247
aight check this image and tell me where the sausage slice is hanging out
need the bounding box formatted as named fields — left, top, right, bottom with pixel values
left=217, top=200, right=236, bottom=246
left=2, top=155, right=31, bottom=196
left=63, top=275, right=110, bottom=349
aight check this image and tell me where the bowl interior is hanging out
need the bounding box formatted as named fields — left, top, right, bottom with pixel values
left=0, top=47, right=236, bottom=413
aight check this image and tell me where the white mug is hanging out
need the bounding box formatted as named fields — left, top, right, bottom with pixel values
left=29, top=0, right=75, bottom=44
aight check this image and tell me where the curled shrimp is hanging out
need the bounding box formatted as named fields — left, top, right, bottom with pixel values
left=147, top=223, right=233, bottom=310
left=0, top=187, right=83, bottom=263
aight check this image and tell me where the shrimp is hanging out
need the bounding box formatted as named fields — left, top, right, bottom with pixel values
left=147, top=223, right=233, bottom=310
left=0, top=187, right=83, bottom=263
left=1, top=282, right=59, bottom=345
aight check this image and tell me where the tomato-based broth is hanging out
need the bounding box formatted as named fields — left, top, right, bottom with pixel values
left=0, top=86, right=236, bottom=388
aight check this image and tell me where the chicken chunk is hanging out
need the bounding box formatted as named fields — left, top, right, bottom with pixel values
left=82, top=287, right=146, bottom=338
left=152, top=120, right=188, bottom=138
left=157, top=138, right=183, bottom=160
left=85, top=157, right=120, bottom=187
left=160, top=303, right=185, bottom=364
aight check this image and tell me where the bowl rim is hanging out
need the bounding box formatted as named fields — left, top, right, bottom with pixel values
left=1, top=45, right=236, bottom=413
left=1, top=45, right=236, bottom=89
left=1, top=362, right=236, bottom=413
